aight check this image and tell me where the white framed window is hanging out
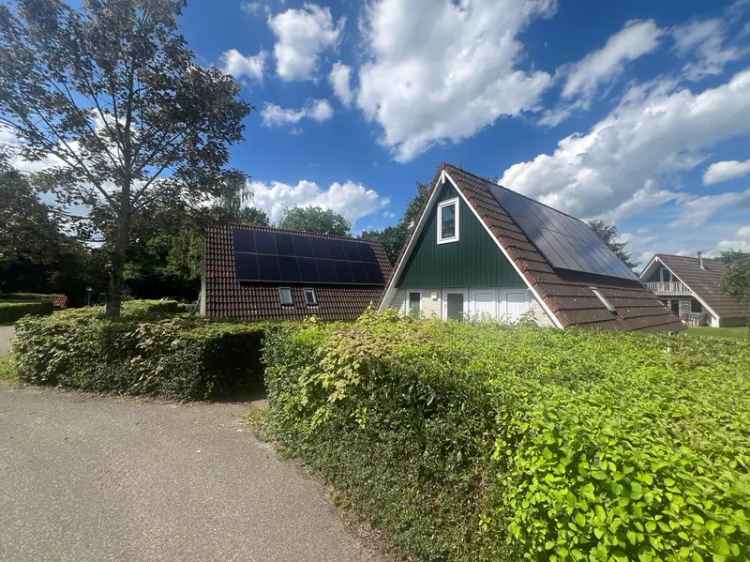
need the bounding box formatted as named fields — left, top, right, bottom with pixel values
left=437, top=198, right=459, bottom=244
left=303, top=288, right=318, bottom=307
left=590, top=287, right=615, bottom=313
left=407, top=291, right=421, bottom=318
left=278, top=287, right=293, bottom=306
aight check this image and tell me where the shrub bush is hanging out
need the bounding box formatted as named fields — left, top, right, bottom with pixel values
left=263, top=312, right=750, bottom=562
left=0, top=301, right=54, bottom=324
left=14, top=300, right=267, bottom=400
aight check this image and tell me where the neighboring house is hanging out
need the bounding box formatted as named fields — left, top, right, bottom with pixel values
left=201, top=224, right=392, bottom=321
left=380, top=164, right=683, bottom=332
left=640, top=253, right=750, bottom=327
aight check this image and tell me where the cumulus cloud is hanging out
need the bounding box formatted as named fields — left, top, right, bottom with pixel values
left=715, top=225, right=750, bottom=253
left=248, top=178, right=389, bottom=227
left=673, top=189, right=750, bottom=226
left=268, top=4, right=344, bottom=81
left=672, top=18, right=746, bottom=81
left=260, top=99, right=333, bottom=127
left=356, top=0, right=555, bottom=162
left=329, top=62, right=353, bottom=107
left=500, top=69, right=750, bottom=222
left=703, top=159, right=750, bottom=185
left=220, top=49, right=266, bottom=82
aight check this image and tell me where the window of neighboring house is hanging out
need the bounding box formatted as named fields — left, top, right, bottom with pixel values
left=691, top=299, right=703, bottom=313
left=590, top=287, right=616, bottom=313
left=278, top=287, right=293, bottom=306
left=303, top=288, right=317, bottom=307
left=437, top=198, right=459, bottom=244
left=408, top=291, right=421, bottom=318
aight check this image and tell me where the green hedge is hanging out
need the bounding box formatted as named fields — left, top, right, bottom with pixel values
left=0, top=292, right=64, bottom=302
left=14, top=300, right=266, bottom=400
left=0, top=301, right=54, bottom=324
left=263, top=312, right=750, bottom=562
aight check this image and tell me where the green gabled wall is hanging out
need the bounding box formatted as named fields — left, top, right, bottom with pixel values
left=396, top=182, right=525, bottom=289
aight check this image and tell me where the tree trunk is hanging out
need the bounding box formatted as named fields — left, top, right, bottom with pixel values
left=105, top=193, right=131, bottom=318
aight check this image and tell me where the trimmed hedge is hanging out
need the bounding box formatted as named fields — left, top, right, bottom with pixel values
left=0, top=301, right=53, bottom=324
left=263, top=312, right=750, bottom=562
left=14, top=300, right=266, bottom=400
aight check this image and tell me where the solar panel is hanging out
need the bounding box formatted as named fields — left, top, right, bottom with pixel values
left=489, top=185, right=638, bottom=281
left=233, top=228, right=383, bottom=285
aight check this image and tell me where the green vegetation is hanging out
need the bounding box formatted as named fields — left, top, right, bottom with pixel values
left=686, top=326, right=750, bottom=340
left=13, top=300, right=266, bottom=400
left=0, top=354, right=17, bottom=383
left=0, top=301, right=54, bottom=325
left=263, top=313, right=750, bottom=562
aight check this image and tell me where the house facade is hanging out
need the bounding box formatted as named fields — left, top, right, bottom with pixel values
left=640, top=254, right=750, bottom=327
left=381, top=164, right=683, bottom=332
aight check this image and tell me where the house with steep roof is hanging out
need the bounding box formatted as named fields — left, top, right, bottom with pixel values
left=640, top=253, right=750, bottom=327
left=380, top=164, right=683, bottom=332
left=201, top=224, right=392, bottom=321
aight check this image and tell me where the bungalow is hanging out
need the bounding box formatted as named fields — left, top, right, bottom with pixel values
left=640, top=253, right=750, bottom=327
left=380, top=164, right=683, bottom=332
left=201, top=224, right=392, bottom=321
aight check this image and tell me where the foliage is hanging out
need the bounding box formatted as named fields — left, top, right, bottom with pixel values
left=721, top=251, right=750, bottom=305
left=14, top=301, right=268, bottom=400
left=279, top=206, right=350, bottom=236
left=0, top=301, right=53, bottom=324
left=0, top=354, right=17, bottom=383
left=686, top=326, right=750, bottom=340
left=362, top=181, right=430, bottom=263
left=264, top=313, right=750, bottom=562
left=0, top=0, right=250, bottom=316
left=588, top=220, right=637, bottom=269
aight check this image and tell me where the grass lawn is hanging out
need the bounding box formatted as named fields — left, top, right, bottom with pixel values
left=0, top=354, right=18, bottom=384
left=685, top=326, right=750, bottom=340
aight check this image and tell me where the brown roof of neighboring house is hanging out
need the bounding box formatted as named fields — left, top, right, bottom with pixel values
left=389, top=163, right=683, bottom=332
left=652, top=254, right=750, bottom=321
left=203, top=224, right=392, bottom=322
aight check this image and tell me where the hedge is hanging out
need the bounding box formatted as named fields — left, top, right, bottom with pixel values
left=14, top=300, right=266, bottom=400
left=263, top=312, right=750, bottom=562
left=0, top=301, right=54, bottom=324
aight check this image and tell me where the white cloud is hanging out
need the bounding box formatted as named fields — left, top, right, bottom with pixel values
left=673, top=189, right=750, bottom=226
left=356, top=0, right=555, bottom=162
left=248, top=178, right=389, bottom=227
left=220, top=49, right=266, bottom=82
left=329, top=62, right=353, bottom=107
left=500, top=69, right=750, bottom=222
left=715, top=225, right=750, bottom=253
left=260, top=99, right=333, bottom=127
left=561, top=20, right=662, bottom=101
left=703, top=159, right=750, bottom=185
left=672, top=18, right=746, bottom=81
left=268, top=4, right=344, bottom=81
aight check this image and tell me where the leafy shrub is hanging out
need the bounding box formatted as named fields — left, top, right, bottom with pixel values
left=14, top=302, right=268, bottom=400
left=264, top=312, right=750, bottom=562
left=0, top=301, right=53, bottom=324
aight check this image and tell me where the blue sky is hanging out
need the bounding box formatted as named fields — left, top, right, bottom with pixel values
left=107, top=1, right=750, bottom=264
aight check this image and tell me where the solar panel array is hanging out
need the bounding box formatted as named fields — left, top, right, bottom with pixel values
left=233, top=229, right=384, bottom=285
left=489, top=184, right=638, bottom=281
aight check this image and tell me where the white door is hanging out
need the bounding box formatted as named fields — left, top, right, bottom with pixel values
left=442, top=289, right=467, bottom=321
left=471, top=289, right=496, bottom=321
left=506, top=291, right=530, bottom=322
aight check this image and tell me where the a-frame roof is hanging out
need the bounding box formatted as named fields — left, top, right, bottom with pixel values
left=384, top=163, right=684, bottom=332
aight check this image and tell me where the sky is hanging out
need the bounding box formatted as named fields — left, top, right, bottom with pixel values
left=7, top=0, right=750, bottom=268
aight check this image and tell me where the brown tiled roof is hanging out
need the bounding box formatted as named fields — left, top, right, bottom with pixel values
left=440, top=164, right=684, bottom=332
left=654, top=254, right=750, bottom=321
left=203, top=224, right=392, bottom=322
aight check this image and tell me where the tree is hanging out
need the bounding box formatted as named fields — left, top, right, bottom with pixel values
left=587, top=220, right=637, bottom=269
left=279, top=206, right=350, bottom=236
left=0, top=0, right=250, bottom=316
left=362, top=181, right=430, bottom=263
left=721, top=250, right=750, bottom=305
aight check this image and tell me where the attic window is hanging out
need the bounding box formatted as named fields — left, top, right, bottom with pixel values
left=303, top=288, right=318, bottom=307
left=278, top=287, right=293, bottom=306
left=590, top=287, right=616, bottom=313
left=437, top=198, right=459, bottom=244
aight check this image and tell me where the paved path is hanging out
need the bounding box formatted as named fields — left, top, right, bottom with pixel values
left=0, top=325, right=14, bottom=355
left=0, top=385, right=386, bottom=562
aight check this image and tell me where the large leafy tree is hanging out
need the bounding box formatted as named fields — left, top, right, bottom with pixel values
left=721, top=250, right=750, bottom=305
left=587, top=220, right=637, bottom=269
left=0, top=0, right=250, bottom=316
left=279, top=206, right=350, bottom=236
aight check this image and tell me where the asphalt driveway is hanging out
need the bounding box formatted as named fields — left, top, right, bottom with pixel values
left=0, top=384, right=386, bottom=562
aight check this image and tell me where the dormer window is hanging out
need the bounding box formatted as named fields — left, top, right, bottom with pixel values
left=437, top=198, right=459, bottom=244
left=278, top=287, right=293, bottom=306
